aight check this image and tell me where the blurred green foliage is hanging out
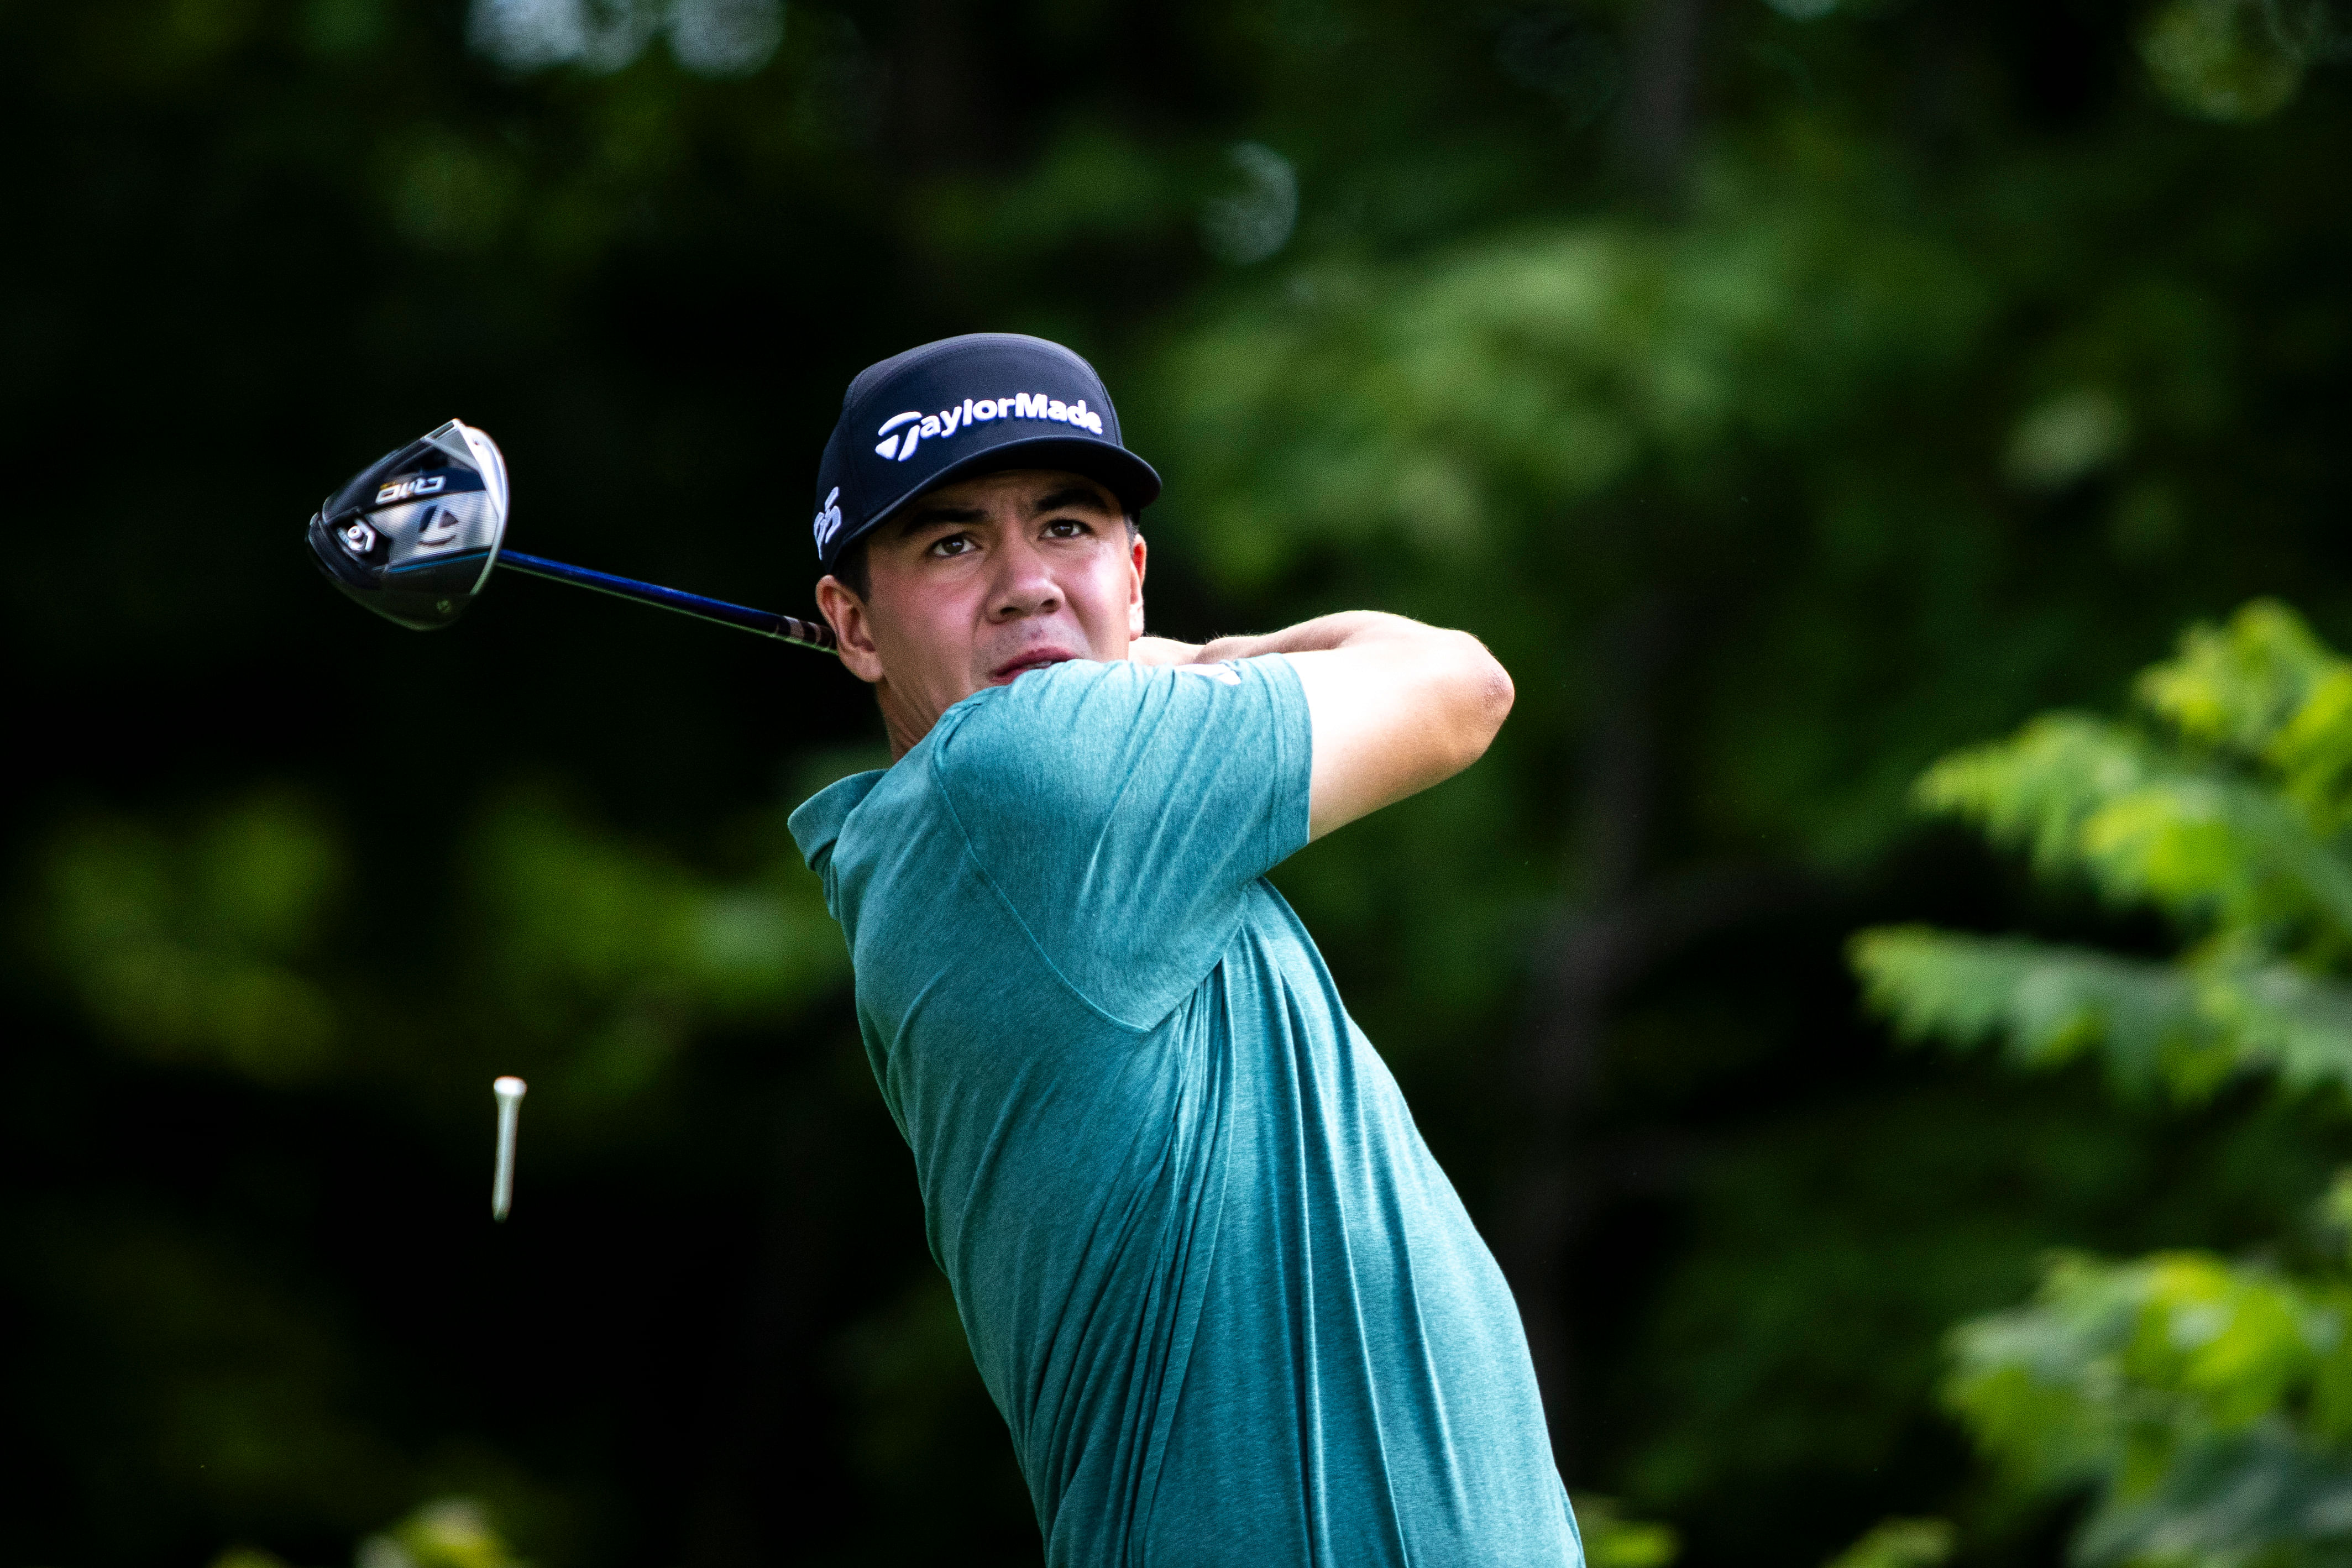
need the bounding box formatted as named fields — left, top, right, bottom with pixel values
left=1856, top=605, right=2352, bottom=1103
left=1576, top=1495, right=1686, bottom=1568
left=34, top=793, right=345, bottom=1084
left=209, top=1494, right=531, bottom=1568
left=7, top=0, right=2352, bottom=1564
left=1825, top=1519, right=1957, bottom=1568
left=1859, top=604, right=2352, bottom=1568
left=30, top=786, right=844, bottom=1105
left=358, top=1497, right=531, bottom=1568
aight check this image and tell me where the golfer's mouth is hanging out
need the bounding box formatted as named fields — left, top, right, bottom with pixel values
left=991, top=647, right=1077, bottom=683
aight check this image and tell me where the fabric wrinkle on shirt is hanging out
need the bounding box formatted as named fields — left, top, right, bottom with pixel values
left=790, top=653, right=1581, bottom=1568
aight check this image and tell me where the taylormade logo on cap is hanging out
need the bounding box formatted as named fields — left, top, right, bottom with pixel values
left=810, top=333, right=1161, bottom=569
left=871, top=394, right=1108, bottom=466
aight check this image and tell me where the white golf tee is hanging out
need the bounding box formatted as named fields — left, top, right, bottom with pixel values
left=492, top=1076, right=528, bottom=1221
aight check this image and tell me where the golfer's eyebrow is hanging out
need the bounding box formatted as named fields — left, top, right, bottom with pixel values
left=1027, top=486, right=1115, bottom=516
left=898, top=487, right=1113, bottom=533
left=896, top=504, right=987, bottom=533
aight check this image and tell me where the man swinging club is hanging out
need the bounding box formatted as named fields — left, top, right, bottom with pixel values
left=791, top=334, right=1582, bottom=1566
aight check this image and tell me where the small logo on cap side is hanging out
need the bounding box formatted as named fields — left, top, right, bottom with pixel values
left=813, top=486, right=843, bottom=554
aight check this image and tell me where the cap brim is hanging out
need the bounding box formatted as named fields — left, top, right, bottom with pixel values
left=830, top=434, right=1163, bottom=566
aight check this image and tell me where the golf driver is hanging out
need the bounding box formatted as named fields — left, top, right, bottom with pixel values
left=306, top=419, right=838, bottom=652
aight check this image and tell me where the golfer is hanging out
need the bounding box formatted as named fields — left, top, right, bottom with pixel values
left=792, top=334, right=1580, bottom=1566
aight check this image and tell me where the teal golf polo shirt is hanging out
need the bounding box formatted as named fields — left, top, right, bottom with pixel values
left=789, top=653, right=1580, bottom=1567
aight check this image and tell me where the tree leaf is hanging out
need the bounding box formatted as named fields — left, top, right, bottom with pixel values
left=1851, top=929, right=2224, bottom=1096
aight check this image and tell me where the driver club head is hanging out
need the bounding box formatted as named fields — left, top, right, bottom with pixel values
left=307, top=419, right=510, bottom=631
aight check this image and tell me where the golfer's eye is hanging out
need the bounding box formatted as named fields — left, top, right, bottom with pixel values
left=1043, top=518, right=1091, bottom=539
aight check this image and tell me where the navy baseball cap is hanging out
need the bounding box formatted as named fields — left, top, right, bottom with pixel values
left=810, top=333, right=1162, bottom=571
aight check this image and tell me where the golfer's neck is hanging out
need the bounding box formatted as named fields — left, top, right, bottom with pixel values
left=877, top=682, right=939, bottom=762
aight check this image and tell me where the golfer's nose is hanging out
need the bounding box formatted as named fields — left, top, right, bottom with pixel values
left=988, top=534, right=1061, bottom=621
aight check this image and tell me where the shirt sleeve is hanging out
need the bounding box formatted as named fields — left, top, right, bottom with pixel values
left=926, top=654, right=1312, bottom=1030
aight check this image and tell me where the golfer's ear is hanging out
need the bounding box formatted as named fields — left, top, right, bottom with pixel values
left=1126, top=531, right=1147, bottom=641
left=817, top=575, right=885, bottom=684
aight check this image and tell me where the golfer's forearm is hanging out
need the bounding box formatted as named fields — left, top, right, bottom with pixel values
left=1167, top=615, right=1513, bottom=754
left=1191, top=611, right=1427, bottom=662
left=1130, top=612, right=1514, bottom=818
left=1170, top=613, right=1515, bottom=838
left=1128, top=613, right=1428, bottom=670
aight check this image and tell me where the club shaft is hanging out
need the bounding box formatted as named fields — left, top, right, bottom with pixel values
left=497, top=550, right=836, bottom=653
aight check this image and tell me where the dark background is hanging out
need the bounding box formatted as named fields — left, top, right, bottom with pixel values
left=6, top=0, right=2349, bottom=1563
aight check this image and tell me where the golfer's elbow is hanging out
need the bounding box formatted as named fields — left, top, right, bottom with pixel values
left=1438, top=630, right=1514, bottom=772
left=1299, top=627, right=1515, bottom=838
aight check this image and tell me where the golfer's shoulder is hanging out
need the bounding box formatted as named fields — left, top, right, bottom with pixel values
left=944, top=657, right=1292, bottom=794
left=787, top=768, right=889, bottom=874
left=928, top=658, right=1153, bottom=798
